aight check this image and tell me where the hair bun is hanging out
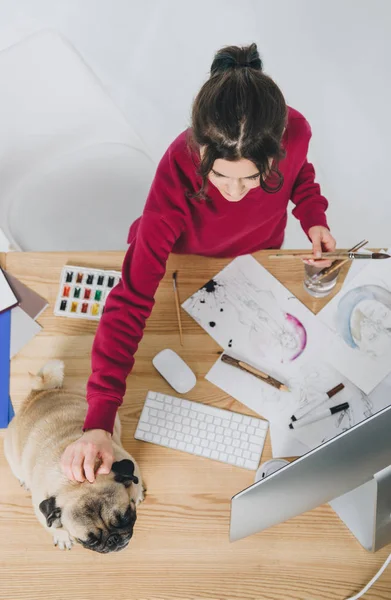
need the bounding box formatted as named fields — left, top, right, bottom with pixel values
left=211, top=43, right=263, bottom=75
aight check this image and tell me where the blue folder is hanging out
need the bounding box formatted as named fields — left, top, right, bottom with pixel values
left=0, top=309, right=12, bottom=428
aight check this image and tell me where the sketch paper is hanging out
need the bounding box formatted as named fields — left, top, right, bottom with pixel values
left=271, top=371, right=391, bottom=457
left=206, top=353, right=391, bottom=456
left=269, top=424, right=310, bottom=458
left=182, top=255, right=330, bottom=371
left=206, top=350, right=295, bottom=423
left=318, top=251, right=391, bottom=393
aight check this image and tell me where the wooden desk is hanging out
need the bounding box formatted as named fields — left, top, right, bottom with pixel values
left=0, top=251, right=389, bottom=600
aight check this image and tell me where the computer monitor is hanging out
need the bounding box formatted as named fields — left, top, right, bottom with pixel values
left=230, top=403, right=391, bottom=552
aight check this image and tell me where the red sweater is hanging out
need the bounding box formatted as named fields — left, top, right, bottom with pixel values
left=84, top=106, right=329, bottom=433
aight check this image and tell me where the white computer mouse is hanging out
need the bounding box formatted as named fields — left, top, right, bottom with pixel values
left=152, top=349, right=196, bottom=394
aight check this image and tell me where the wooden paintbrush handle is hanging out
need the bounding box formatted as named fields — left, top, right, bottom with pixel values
left=239, top=362, right=269, bottom=379
left=314, top=258, right=350, bottom=283
left=221, top=354, right=288, bottom=391
left=237, top=361, right=287, bottom=391
left=174, top=294, right=184, bottom=346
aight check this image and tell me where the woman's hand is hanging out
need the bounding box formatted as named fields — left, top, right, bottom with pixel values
left=60, top=429, right=114, bottom=483
left=306, top=226, right=337, bottom=267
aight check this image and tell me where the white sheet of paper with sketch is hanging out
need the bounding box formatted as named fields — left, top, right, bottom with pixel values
left=206, top=352, right=391, bottom=455
left=182, top=255, right=329, bottom=371
left=183, top=254, right=391, bottom=457
left=318, top=251, right=391, bottom=394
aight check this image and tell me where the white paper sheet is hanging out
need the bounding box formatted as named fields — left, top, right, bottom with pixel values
left=183, top=255, right=331, bottom=371
left=187, top=252, right=391, bottom=458
left=318, top=250, right=391, bottom=393
left=0, top=268, right=18, bottom=312
left=206, top=353, right=391, bottom=453
left=269, top=424, right=311, bottom=457
left=10, top=306, right=41, bottom=358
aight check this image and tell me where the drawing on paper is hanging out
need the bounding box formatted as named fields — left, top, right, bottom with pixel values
left=317, top=254, right=391, bottom=394
left=184, top=263, right=307, bottom=364
left=336, top=285, right=391, bottom=358
left=284, top=363, right=380, bottom=449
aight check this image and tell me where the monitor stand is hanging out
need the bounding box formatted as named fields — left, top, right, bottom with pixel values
left=329, top=464, right=391, bottom=552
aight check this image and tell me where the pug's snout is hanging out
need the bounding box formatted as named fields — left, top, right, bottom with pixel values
left=106, top=534, right=121, bottom=549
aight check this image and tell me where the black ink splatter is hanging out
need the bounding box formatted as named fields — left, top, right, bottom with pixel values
left=203, top=279, right=218, bottom=293
left=228, top=339, right=232, bottom=348
left=209, top=321, right=216, bottom=328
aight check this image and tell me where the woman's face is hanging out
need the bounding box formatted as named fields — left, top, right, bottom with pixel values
left=200, top=147, right=272, bottom=202
left=208, top=157, right=261, bottom=202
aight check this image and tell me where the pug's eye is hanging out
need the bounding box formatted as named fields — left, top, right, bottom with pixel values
left=115, top=507, right=132, bottom=528
left=88, top=531, right=102, bottom=546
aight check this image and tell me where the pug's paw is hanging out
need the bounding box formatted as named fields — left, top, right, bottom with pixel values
left=53, top=529, right=74, bottom=550
left=18, top=479, right=29, bottom=491
left=134, top=482, right=146, bottom=506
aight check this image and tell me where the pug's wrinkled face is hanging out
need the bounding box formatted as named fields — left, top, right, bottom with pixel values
left=66, top=482, right=137, bottom=553
left=39, top=459, right=140, bottom=553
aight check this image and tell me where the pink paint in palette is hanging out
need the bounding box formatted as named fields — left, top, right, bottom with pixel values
left=54, top=265, right=121, bottom=320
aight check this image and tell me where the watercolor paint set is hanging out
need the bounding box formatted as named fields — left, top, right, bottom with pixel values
left=54, top=265, right=121, bottom=320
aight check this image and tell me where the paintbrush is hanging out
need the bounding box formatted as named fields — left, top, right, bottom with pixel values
left=268, top=240, right=368, bottom=263
left=269, top=251, right=389, bottom=260
left=308, top=239, right=369, bottom=284
left=221, top=354, right=289, bottom=392
left=172, top=271, right=184, bottom=346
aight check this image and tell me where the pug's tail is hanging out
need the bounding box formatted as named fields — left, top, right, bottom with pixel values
left=30, top=360, right=64, bottom=391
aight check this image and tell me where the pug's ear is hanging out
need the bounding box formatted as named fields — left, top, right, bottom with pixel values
left=112, top=459, right=139, bottom=488
left=39, top=496, right=62, bottom=528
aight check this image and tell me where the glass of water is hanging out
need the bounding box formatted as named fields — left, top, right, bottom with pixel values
left=303, top=262, right=340, bottom=298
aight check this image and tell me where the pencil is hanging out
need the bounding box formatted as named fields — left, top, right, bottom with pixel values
left=221, top=353, right=289, bottom=392
left=172, top=271, right=184, bottom=346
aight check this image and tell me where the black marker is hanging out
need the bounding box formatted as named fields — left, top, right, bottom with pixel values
left=291, top=383, right=345, bottom=421
left=289, top=402, right=349, bottom=429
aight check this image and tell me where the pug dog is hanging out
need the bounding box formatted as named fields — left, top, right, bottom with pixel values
left=4, top=360, right=145, bottom=553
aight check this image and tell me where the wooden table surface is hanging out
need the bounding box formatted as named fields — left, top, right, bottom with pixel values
left=0, top=250, right=390, bottom=600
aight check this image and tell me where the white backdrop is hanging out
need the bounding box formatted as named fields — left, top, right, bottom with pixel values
left=0, top=0, right=389, bottom=250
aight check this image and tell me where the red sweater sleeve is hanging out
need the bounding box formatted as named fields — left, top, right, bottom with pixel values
left=289, top=118, right=329, bottom=235
left=290, top=157, right=329, bottom=235
left=84, top=155, right=186, bottom=434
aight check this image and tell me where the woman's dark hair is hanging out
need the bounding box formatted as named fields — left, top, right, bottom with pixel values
left=190, top=43, right=287, bottom=199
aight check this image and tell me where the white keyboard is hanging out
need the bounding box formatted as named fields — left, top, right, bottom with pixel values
left=134, top=391, right=268, bottom=470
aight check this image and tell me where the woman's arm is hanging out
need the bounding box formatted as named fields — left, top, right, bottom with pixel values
left=290, top=157, right=329, bottom=235
left=60, top=145, right=187, bottom=483
left=290, top=157, right=336, bottom=263
left=84, top=211, right=182, bottom=434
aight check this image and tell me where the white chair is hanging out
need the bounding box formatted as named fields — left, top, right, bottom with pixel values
left=0, top=30, right=155, bottom=250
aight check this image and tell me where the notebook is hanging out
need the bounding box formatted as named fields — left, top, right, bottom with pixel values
left=0, top=310, right=11, bottom=428
left=0, top=268, right=18, bottom=314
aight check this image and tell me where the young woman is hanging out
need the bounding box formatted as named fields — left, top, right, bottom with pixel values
left=61, top=43, right=336, bottom=483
